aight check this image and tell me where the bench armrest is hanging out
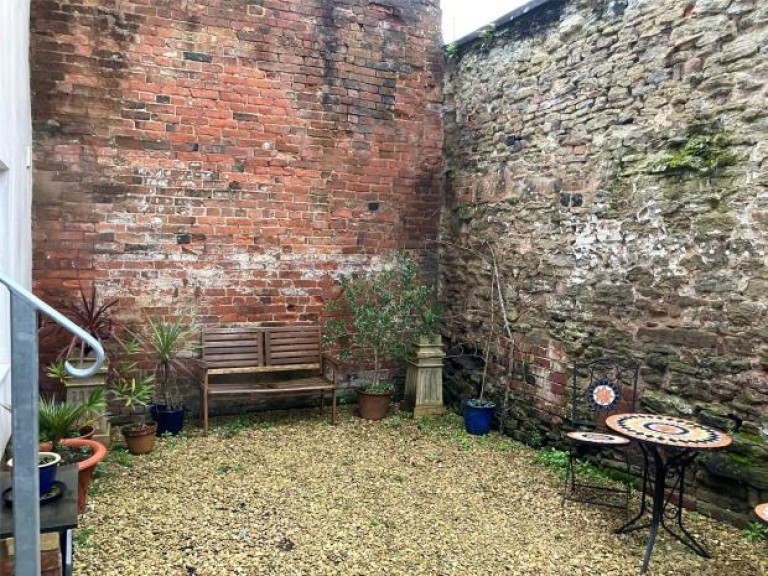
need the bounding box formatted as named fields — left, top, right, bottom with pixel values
left=321, top=353, right=342, bottom=367
left=321, top=353, right=342, bottom=384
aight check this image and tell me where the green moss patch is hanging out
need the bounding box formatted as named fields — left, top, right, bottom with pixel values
left=647, top=133, right=737, bottom=176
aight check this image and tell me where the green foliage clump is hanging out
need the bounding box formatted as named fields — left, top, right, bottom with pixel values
left=647, top=133, right=737, bottom=175
left=444, top=42, right=458, bottom=60
left=479, top=24, right=496, bottom=52
left=74, top=527, right=94, bottom=549
left=742, top=521, right=768, bottom=543
left=38, top=386, right=106, bottom=448
left=323, top=253, right=438, bottom=389
left=535, top=447, right=569, bottom=471
left=219, top=417, right=252, bottom=438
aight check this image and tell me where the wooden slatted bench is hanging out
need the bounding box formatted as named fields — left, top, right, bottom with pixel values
left=201, top=324, right=339, bottom=435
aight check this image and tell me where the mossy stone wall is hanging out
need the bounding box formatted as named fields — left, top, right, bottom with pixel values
left=441, top=0, right=768, bottom=524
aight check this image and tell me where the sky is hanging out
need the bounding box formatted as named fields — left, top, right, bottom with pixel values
left=441, top=0, right=532, bottom=43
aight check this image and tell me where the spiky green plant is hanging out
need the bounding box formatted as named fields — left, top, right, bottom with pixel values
left=110, top=373, right=155, bottom=431
left=38, top=388, right=105, bottom=448
left=144, top=317, right=193, bottom=408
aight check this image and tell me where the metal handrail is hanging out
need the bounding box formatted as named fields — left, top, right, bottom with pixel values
left=0, top=271, right=105, bottom=576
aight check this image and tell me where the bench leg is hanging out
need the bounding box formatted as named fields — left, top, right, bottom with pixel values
left=331, top=387, right=338, bottom=425
left=320, top=390, right=325, bottom=416
left=202, top=373, right=209, bottom=436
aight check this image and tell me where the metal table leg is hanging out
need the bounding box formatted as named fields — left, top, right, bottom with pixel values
left=615, top=445, right=708, bottom=574
left=59, top=529, right=73, bottom=576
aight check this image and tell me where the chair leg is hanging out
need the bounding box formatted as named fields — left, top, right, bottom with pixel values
left=320, top=390, right=325, bottom=415
left=562, top=446, right=575, bottom=505
left=331, top=387, right=338, bottom=424
left=202, top=373, right=209, bottom=437
left=623, top=445, right=632, bottom=516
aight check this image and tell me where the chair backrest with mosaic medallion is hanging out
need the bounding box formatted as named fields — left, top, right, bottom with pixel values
left=567, top=357, right=640, bottom=431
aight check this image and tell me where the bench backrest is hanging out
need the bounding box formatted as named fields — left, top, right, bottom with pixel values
left=202, top=324, right=321, bottom=371
left=264, top=325, right=322, bottom=368
left=202, top=327, right=264, bottom=369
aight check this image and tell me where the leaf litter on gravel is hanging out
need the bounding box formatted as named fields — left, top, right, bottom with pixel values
left=75, top=409, right=768, bottom=576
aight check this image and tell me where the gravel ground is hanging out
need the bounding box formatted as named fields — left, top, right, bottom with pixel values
left=75, top=409, right=767, bottom=576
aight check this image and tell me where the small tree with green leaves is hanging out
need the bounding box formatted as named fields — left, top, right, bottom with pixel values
left=323, top=254, right=438, bottom=391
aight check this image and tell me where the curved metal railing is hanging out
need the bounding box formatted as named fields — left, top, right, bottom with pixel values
left=0, top=271, right=105, bottom=576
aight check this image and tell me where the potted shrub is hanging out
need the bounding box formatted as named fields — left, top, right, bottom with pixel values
left=44, top=361, right=107, bottom=441
left=143, top=317, right=193, bottom=436
left=463, top=396, right=495, bottom=436
left=42, top=284, right=125, bottom=445
left=7, top=452, right=61, bottom=496
left=112, top=373, right=157, bottom=454
left=324, top=253, right=437, bottom=421
left=38, top=387, right=106, bottom=448
left=462, top=330, right=496, bottom=436
left=34, top=394, right=109, bottom=512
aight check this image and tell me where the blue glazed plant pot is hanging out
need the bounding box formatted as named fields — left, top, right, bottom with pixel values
left=150, top=404, right=184, bottom=436
left=10, top=452, right=61, bottom=495
left=463, top=400, right=496, bottom=436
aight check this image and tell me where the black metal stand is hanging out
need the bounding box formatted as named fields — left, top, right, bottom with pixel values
left=562, top=443, right=632, bottom=513
left=615, top=444, right=708, bottom=574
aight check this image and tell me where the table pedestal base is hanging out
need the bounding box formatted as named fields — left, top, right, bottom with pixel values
left=615, top=444, right=708, bottom=574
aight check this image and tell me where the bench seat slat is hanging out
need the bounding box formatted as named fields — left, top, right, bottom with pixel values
left=209, top=379, right=335, bottom=395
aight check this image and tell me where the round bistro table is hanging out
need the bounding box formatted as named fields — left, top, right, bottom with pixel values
left=605, top=413, right=732, bottom=575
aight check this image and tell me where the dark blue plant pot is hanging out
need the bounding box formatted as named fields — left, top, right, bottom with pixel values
left=463, top=400, right=496, bottom=436
left=150, top=404, right=185, bottom=436
left=38, top=453, right=60, bottom=495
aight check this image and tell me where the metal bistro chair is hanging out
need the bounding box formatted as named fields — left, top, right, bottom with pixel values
left=562, top=357, right=640, bottom=513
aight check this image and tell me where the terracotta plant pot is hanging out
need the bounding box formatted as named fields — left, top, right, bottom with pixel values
left=77, top=425, right=96, bottom=440
left=122, top=421, right=157, bottom=455
left=356, top=389, right=392, bottom=421
left=59, top=437, right=108, bottom=514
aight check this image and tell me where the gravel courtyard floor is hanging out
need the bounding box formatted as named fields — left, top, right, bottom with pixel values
left=76, top=410, right=767, bottom=576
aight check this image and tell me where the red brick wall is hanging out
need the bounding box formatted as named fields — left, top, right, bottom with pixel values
left=0, top=534, right=62, bottom=576
left=30, top=0, right=443, bottom=325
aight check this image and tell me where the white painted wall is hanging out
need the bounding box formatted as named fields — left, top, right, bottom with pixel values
left=442, top=0, right=531, bottom=42
left=0, top=0, right=33, bottom=456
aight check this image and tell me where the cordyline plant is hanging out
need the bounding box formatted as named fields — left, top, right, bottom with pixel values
left=143, top=316, right=194, bottom=409
left=323, top=254, right=439, bottom=392
left=61, top=284, right=120, bottom=361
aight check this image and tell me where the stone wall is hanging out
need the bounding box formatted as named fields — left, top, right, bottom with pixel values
left=442, top=0, right=767, bottom=523
left=30, top=0, right=443, bottom=324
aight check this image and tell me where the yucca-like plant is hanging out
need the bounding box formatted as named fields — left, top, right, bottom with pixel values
left=110, top=373, right=156, bottom=431
left=61, top=284, right=121, bottom=362
left=38, top=388, right=106, bottom=448
left=144, top=317, right=193, bottom=408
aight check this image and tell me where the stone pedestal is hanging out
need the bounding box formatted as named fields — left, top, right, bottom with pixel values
left=401, top=334, right=446, bottom=418
left=64, top=363, right=111, bottom=447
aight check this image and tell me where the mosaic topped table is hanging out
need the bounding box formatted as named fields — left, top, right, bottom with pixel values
left=606, top=413, right=732, bottom=575
left=756, top=503, right=768, bottom=523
